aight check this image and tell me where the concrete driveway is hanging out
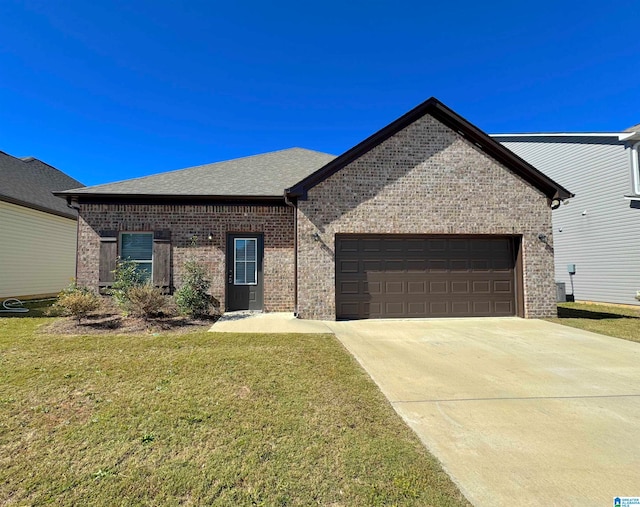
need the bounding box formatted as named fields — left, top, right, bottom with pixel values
left=325, top=318, right=640, bottom=506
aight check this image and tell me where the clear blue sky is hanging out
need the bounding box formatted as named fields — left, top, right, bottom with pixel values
left=1, top=0, right=638, bottom=187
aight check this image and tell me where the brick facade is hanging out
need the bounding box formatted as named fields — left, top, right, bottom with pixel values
left=296, top=113, right=556, bottom=320
left=77, top=203, right=295, bottom=312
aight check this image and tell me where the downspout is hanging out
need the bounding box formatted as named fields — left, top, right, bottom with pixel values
left=67, top=197, right=81, bottom=282
left=632, top=141, right=640, bottom=195
left=284, top=192, right=298, bottom=317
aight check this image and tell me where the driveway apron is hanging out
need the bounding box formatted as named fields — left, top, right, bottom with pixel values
left=325, top=318, right=640, bottom=506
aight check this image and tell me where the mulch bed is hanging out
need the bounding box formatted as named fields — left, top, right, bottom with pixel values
left=42, top=306, right=219, bottom=336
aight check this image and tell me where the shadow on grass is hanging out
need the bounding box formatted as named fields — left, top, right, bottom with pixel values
left=556, top=306, right=640, bottom=320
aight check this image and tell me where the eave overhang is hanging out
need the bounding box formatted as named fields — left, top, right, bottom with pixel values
left=1, top=195, right=78, bottom=220
left=52, top=191, right=287, bottom=207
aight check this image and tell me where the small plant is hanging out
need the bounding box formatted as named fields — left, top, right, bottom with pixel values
left=54, top=283, right=102, bottom=324
left=123, top=284, right=167, bottom=319
left=110, top=258, right=146, bottom=314
left=174, top=260, right=211, bottom=317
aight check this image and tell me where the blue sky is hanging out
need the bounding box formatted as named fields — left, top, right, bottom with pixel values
left=1, top=0, right=638, bottom=187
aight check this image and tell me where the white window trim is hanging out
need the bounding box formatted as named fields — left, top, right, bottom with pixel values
left=119, top=232, right=154, bottom=279
left=234, top=237, right=258, bottom=286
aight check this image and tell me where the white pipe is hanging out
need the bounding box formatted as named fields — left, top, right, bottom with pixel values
left=632, top=141, right=640, bottom=195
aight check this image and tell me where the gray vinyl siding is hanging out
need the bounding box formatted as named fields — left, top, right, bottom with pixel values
left=495, top=136, right=640, bottom=306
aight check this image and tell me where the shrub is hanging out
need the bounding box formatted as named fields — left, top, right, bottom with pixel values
left=55, top=283, right=101, bottom=324
left=174, top=260, right=211, bottom=317
left=110, top=258, right=146, bottom=314
left=123, top=284, right=167, bottom=319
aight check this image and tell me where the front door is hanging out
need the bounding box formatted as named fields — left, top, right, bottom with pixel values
left=226, top=233, right=264, bottom=311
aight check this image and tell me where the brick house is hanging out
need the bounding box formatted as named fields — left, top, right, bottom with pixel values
left=56, top=98, right=572, bottom=320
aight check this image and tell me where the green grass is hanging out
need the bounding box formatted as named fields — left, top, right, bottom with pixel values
left=547, top=302, right=640, bottom=343
left=0, top=318, right=469, bottom=506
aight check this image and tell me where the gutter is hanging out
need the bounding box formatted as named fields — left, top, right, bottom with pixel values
left=284, top=192, right=298, bottom=317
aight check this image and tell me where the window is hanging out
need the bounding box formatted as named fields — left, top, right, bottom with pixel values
left=120, top=232, right=153, bottom=281
left=234, top=238, right=257, bottom=285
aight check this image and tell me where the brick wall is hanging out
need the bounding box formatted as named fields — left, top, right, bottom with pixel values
left=77, top=203, right=295, bottom=312
left=296, top=113, right=556, bottom=319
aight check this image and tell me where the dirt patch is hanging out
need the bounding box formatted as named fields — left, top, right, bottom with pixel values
left=42, top=307, right=219, bottom=335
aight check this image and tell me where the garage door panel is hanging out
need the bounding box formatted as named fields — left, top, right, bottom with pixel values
left=450, top=259, right=470, bottom=271
left=450, top=239, right=469, bottom=251
left=385, top=301, right=405, bottom=316
left=429, top=281, right=448, bottom=294
left=472, top=301, right=492, bottom=314
left=428, top=239, right=447, bottom=251
left=406, top=259, right=427, bottom=271
left=495, top=301, right=514, bottom=314
left=384, top=259, right=404, bottom=271
left=428, top=259, right=448, bottom=271
left=429, top=301, right=449, bottom=315
left=363, top=260, right=382, bottom=271
left=364, top=280, right=382, bottom=294
left=472, top=281, right=491, bottom=293
left=339, top=239, right=359, bottom=252
left=385, top=281, right=403, bottom=294
left=339, top=260, right=359, bottom=273
left=339, top=281, right=360, bottom=294
left=451, top=281, right=470, bottom=293
left=470, top=259, right=491, bottom=270
left=494, top=280, right=512, bottom=293
left=408, top=281, right=427, bottom=294
left=336, top=235, right=518, bottom=319
left=408, top=302, right=426, bottom=314
left=362, top=239, right=381, bottom=252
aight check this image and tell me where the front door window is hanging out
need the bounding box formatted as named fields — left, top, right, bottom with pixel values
left=234, top=238, right=257, bottom=285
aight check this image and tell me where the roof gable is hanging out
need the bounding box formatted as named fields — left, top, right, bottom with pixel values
left=287, top=97, right=573, bottom=200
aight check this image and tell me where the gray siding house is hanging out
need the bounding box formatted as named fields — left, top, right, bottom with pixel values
left=493, top=129, right=640, bottom=306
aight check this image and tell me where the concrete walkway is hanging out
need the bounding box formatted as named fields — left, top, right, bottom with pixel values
left=209, top=311, right=333, bottom=334
left=211, top=313, right=640, bottom=505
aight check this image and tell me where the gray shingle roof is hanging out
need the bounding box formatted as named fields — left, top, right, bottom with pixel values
left=0, top=151, right=84, bottom=218
left=59, top=148, right=336, bottom=199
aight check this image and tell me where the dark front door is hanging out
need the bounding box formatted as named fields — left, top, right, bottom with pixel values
left=226, top=233, right=264, bottom=311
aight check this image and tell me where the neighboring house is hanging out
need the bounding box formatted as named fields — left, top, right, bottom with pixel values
left=56, top=98, right=571, bottom=320
left=0, top=151, right=84, bottom=299
left=493, top=127, right=640, bottom=306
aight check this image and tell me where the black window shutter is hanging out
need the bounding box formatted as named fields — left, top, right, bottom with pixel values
left=99, top=230, right=118, bottom=287
left=153, top=230, right=171, bottom=291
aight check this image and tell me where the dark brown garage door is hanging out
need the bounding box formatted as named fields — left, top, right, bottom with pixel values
left=335, top=235, right=520, bottom=320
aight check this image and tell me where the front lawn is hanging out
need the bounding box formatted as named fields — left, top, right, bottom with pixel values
left=0, top=318, right=469, bottom=506
left=547, top=302, right=640, bottom=343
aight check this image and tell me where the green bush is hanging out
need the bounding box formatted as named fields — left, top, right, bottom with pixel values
left=174, top=260, right=212, bottom=317
left=55, top=283, right=102, bottom=324
left=110, top=258, right=146, bottom=314
left=123, top=284, right=167, bottom=319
